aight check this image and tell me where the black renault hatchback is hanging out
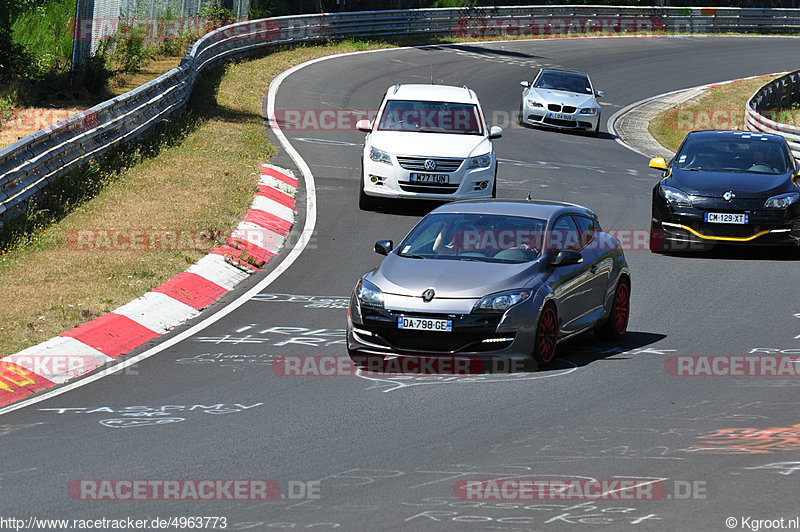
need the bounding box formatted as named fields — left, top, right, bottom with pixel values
left=649, top=130, right=800, bottom=252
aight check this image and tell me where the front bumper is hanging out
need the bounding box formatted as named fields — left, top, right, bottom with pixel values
left=520, top=102, right=599, bottom=132
left=362, top=156, right=495, bottom=201
left=651, top=203, right=800, bottom=248
left=347, top=304, right=536, bottom=362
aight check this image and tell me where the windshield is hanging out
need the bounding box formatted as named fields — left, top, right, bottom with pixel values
left=376, top=100, right=483, bottom=135
left=397, top=213, right=546, bottom=264
left=675, top=137, right=791, bottom=174
left=533, top=71, right=592, bottom=94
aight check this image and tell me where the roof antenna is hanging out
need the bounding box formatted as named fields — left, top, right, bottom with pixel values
left=526, top=192, right=532, bottom=200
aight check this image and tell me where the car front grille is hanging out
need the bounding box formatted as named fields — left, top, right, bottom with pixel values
left=396, top=157, right=464, bottom=172
left=688, top=222, right=764, bottom=238
left=359, top=310, right=508, bottom=354
left=546, top=104, right=577, bottom=114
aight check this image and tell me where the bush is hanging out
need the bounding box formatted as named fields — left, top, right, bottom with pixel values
left=111, top=21, right=151, bottom=74
left=199, top=2, right=236, bottom=32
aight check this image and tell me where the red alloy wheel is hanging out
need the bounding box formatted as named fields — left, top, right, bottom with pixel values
left=535, top=306, right=558, bottom=364
left=613, top=282, right=630, bottom=337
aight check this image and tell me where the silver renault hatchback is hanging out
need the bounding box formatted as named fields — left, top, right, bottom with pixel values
left=346, top=199, right=631, bottom=370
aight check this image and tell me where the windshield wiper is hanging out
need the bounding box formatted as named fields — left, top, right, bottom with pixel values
left=400, top=253, right=427, bottom=259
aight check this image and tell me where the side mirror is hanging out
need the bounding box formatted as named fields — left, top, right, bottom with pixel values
left=520, top=80, right=530, bottom=88
left=489, top=126, right=503, bottom=139
left=356, top=119, right=372, bottom=133
left=549, top=249, right=583, bottom=267
left=649, top=157, right=667, bottom=170
left=595, top=90, right=605, bottom=98
left=375, top=239, right=393, bottom=256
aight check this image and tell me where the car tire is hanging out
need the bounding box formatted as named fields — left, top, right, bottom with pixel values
left=491, top=171, right=497, bottom=198
left=595, top=278, right=630, bottom=341
left=532, top=303, right=558, bottom=367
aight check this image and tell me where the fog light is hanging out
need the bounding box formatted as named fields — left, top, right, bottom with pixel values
left=476, top=181, right=488, bottom=190
left=370, top=176, right=378, bottom=183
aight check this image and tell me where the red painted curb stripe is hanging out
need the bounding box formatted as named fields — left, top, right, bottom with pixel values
left=0, top=362, right=54, bottom=407
left=262, top=167, right=298, bottom=188
left=243, top=210, right=293, bottom=237
left=152, top=272, right=228, bottom=311
left=209, top=245, right=262, bottom=271
left=228, top=237, right=276, bottom=264
left=257, top=184, right=296, bottom=209
left=61, top=314, right=159, bottom=358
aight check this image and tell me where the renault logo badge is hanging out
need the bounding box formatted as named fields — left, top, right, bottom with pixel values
left=422, top=289, right=435, bottom=302
left=723, top=191, right=735, bottom=202
left=423, top=159, right=436, bottom=171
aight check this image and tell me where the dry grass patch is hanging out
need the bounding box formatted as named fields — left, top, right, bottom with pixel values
left=649, top=74, right=783, bottom=153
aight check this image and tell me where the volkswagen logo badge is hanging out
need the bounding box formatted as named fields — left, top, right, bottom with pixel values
left=423, top=159, right=436, bottom=171
left=723, top=191, right=735, bottom=202
left=422, top=289, right=435, bottom=302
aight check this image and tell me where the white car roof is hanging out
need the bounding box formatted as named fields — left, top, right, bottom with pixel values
left=384, top=84, right=479, bottom=104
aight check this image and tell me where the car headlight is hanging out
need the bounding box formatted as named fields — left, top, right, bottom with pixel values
left=357, top=279, right=384, bottom=309
left=580, top=108, right=598, bottom=115
left=764, top=192, right=800, bottom=209
left=468, top=153, right=492, bottom=169
left=369, top=146, right=392, bottom=165
left=659, top=185, right=692, bottom=207
left=472, top=289, right=532, bottom=313
left=526, top=99, right=543, bottom=108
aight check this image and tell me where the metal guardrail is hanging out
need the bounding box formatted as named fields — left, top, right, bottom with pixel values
left=745, top=71, right=800, bottom=160
left=5, top=5, right=800, bottom=222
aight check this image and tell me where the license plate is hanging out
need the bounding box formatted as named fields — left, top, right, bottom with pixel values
left=548, top=112, right=570, bottom=120
left=397, top=316, right=452, bottom=332
left=704, top=212, right=748, bottom=224
left=410, top=173, right=449, bottom=184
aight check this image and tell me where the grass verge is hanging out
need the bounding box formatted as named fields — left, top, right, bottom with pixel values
left=648, top=74, right=782, bottom=153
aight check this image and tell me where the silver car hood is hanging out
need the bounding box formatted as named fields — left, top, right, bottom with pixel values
left=367, top=253, right=543, bottom=299
left=527, top=88, right=596, bottom=108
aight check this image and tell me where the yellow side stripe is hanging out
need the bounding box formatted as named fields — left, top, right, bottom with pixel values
left=680, top=225, right=772, bottom=242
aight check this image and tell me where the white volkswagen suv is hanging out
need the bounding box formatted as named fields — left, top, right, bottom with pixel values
left=356, top=84, right=503, bottom=210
